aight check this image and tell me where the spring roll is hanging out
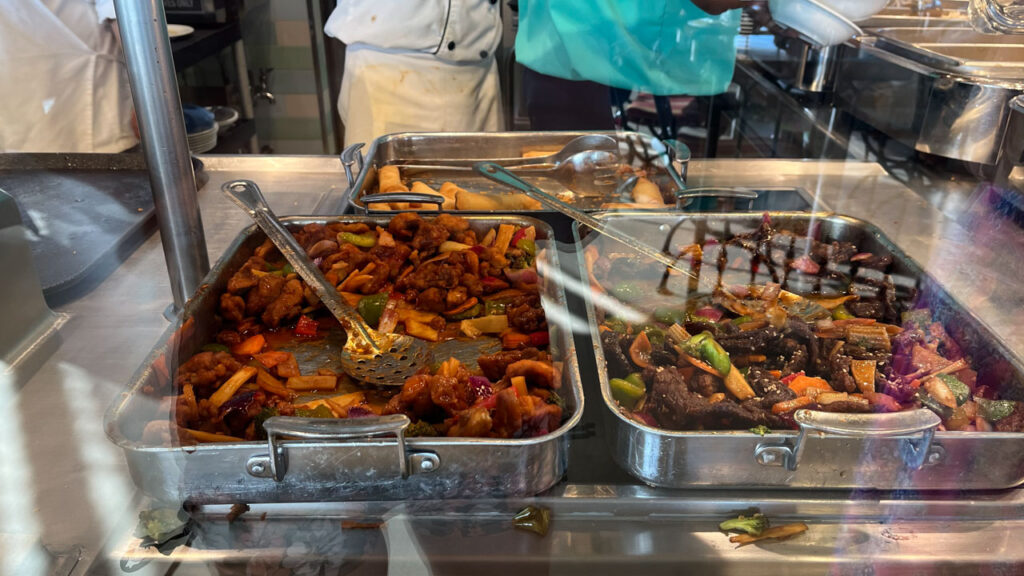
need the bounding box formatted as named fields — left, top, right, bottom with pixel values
left=631, top=176, right=666, bottom=206
left=455, top=189, right=542, bottom=211
left=378, top=165, right=409, bottom=193
left=410, top=181, right=444, bottom=211
left=437, top=182, right=460, bottom=210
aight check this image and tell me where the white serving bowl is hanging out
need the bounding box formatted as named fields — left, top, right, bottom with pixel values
left=819, top=0, right=891, bottom=22
left=769, top=0, right=863, bottom=47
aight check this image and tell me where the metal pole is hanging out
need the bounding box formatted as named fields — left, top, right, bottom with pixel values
left=114, top=0, right=210, bottom=311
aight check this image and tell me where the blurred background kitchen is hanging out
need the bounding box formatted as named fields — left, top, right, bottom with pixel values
left=153, top=0, right=1024, bottom=220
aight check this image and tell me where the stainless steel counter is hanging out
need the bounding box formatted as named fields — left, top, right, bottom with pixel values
left=7, top=156, right=1024, bottom=575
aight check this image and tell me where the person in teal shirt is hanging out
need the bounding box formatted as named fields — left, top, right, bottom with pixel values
left=516, top=0, right=745, bottom=130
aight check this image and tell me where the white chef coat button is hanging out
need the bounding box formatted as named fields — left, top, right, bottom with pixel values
left=480, top=50, right=488, bottom=58
left=448, top=41, right=456, bottom=50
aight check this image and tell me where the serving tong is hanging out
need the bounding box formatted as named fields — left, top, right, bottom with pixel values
left=223, top=180, right=432, bottom=386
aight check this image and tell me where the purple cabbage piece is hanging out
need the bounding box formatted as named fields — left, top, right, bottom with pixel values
left=220, top=391, right=260, bottom=435
left=346, top=406, right=375, bottom=418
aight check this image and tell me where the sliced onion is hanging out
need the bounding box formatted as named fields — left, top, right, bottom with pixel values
left=790, top=255, right=821, bottom=275
left=503, top=267, right=539, bottom=286
left=693, top=307, right=724, bottom=322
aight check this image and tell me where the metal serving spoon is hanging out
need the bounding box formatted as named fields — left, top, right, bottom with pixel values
left=222, top=179, right=431, bottom=386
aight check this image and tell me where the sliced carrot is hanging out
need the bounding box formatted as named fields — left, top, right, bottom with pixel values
left=850, top=359, right=877, bottom=398
left=231, top=334, right=266, bottom=356
left=254, top=351, right=291, bottom=369
left=708, top=392, right=726, bottom=404
left=772, top=396, right=814, bottom=415
left=502, top=331, right=531, bottom=349
left=769, top=370, right=783, bottom=379
left=787, top=375, right=832, bottom=396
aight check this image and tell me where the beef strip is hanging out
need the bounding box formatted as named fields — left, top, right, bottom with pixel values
left=829, top=353, right=856, bottom=393
left=507, top=303, right=546, bottom=333
left=690, top=371, right=721, bottom=397
left=477, top=348, right=542, bottom=382
left=601, top=332, right=633, bottom=378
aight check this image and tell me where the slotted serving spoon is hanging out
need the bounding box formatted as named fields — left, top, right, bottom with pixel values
left=222, top=179, right=432, bottom=386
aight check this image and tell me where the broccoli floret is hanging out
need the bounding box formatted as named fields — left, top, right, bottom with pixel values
left=719, top=513, right=769, bottom=536
left=749, top=425, right=771, bottom=436
left=405, top=420, right=438, bottom=437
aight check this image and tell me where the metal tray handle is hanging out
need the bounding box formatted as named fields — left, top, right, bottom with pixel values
left=341, top=143, right=365, bottom=189
left=360, top=192, right=446, bottom=212
left=754, top=408, right=943, bottom=472
left=246, top=414, right=440, bottom=481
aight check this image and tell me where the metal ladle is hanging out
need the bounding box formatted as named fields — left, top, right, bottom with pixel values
left=222, top=180, right=431, bottom=386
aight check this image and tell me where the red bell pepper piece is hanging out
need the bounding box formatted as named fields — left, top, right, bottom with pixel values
left=528, top=330, right=550, bottom=347
left=294, top=315, right=318, bottom=337
left=781, top=371, right=804, bottom=385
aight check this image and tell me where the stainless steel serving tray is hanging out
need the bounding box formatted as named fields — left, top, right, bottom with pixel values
left=574, top=211, right=1024, bottom=490
left=344, top=131, right=687, bottom=213
left=105, top=215, right=584, bottom=504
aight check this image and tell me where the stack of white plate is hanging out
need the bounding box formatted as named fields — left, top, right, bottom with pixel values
left=187, top=122, right=219, bottom=154
left=769, top=0, right=865, bottom=47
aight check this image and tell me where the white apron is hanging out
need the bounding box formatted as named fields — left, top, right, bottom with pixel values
left=0, top=0, right=136, bottom=153
left=325, top=0, right=503, bottom=146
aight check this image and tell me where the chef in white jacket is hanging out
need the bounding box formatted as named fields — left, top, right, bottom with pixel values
left=324, top=0, right=504, bottom=146
left=0, top=0, right=137, bottom=153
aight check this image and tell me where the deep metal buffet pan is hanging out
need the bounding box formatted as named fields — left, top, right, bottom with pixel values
left=341, top=131, right=690, bottom=213
left=104, top=215, right=584, bottom=504
left=575, top=212, right=1024, bottom=490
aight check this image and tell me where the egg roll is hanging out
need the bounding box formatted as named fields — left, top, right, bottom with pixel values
left=631, top=177, right=666, bottom=206
left=378, top=165, right=408, bottom=193
left=455, top=189, right=542, bottom=211
left=410, top=181, right=444, bottom=211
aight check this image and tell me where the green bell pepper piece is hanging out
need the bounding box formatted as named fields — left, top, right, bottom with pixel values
left=977, top=398, right=1016, bottom=422
left=356, top=293, right=390, bottom=326
left=686, top=331, right=731, bottom=376
left=610, top=377, right=646, bottom=409
left=449, top=303, right=483, bottom=321
left=831, top=304, right=854, bottom=320
left=338, top=232, right=377, bottom=248
left=485, top=300, right=507, bottom=316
